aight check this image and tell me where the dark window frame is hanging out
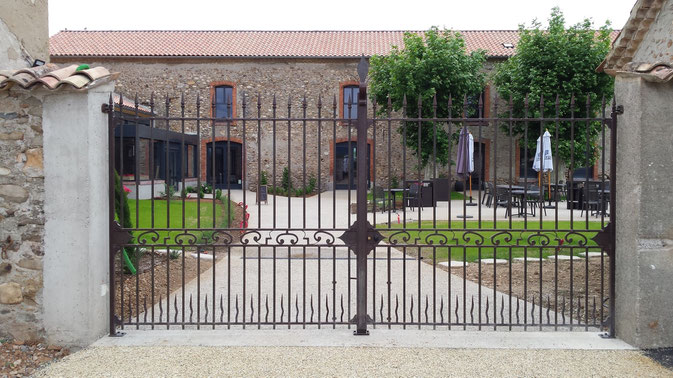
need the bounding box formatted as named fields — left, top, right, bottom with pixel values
left=210, top=81, right=237, bottom=122
left=339, top=81, right=360, bottom=124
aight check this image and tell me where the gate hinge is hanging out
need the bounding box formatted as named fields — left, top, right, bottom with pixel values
left=615, top=105, right=624, bottom=115
left=111, top=221, right=133, bottom=248
left=101, top=103, right=112, bottom=113
left=590, top=223, right=614, bottom=256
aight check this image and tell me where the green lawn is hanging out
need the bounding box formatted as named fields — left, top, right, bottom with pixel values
left=127, top=197, right=235, bottom=246
left=378, top=220, right=604, bottom=262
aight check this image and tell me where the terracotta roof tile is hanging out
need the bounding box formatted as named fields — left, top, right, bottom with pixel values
left=0, top=63, right=115, bottom=92
left=50, top=30, right=524, bottom=58
left=618, top=62, right=673, bottom=82
left=113, top=93, right=152, bottom=113
left=599, top=0, right=665, bottom=74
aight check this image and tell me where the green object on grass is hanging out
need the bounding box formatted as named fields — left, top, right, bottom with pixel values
left=76, top=64, right=90, bottom=71
left=114, top=171, right=136, bottom=274
left=121, top=249, right=136, bottom=275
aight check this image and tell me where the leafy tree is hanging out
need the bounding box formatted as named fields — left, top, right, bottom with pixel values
left=369, top=27, right=487, bottom=167
left=493, top=7, right=613, bottom=170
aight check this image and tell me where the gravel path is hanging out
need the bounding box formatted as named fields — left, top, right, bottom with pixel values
left=36, top=346, right=670, bottom=377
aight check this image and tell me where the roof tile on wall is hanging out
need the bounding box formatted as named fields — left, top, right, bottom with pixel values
left=0, top=63, right=115, bottom=92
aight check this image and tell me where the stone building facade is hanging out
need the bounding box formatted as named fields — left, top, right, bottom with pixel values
left=49, top=30, right=616, bottom=193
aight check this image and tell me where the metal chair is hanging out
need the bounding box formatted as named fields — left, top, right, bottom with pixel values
left=494, top=186, right=514, bottom=217
left=482, top=181, right=494, bottom=207
left=580, top=183, right=602, bottom=217
left=405, top=182, right=421, bottom=211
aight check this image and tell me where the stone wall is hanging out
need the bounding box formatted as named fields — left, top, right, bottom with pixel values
left=0, top=88, right=45, bottom=342
left=0, top=0, right=49, bottom=69
left=54, top=57, right=516, bottom=191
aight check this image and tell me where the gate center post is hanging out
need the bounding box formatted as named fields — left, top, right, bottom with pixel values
left=355, top=58, right=369, bottom=335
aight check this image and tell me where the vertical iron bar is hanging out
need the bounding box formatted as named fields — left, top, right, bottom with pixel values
left=242, top=94, right=247, bottom=329
left=195, top=93, right=200, bottom=329
left=180, top=93, right=186, bottom=330
left=108, top=94, right=117, bottom=336
left=164, top=94, right=170, bottom=329
left=317, top=95, right=322, bottom=329
left=354, top=61, right=369, bottom=335
left=150, top=93, right=156, bottom=329
left=608, top=99, right=617, bottom=337
left=257, top=94, right=262, bottom=329
left=287, top=95, right=292, bottom=329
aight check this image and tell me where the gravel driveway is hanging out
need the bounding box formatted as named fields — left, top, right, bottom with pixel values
left=36, top=345, right=670, bottom=377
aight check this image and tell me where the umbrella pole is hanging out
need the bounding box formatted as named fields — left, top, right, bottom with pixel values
left=545, top=171, right=555, bottom=209
left=466, top=174, right=477, bottom=206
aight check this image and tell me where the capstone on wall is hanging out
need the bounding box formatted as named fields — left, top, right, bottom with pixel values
left=0, top=88, right=45, bottom=342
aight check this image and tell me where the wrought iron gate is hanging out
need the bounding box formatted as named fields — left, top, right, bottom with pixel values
left=108, top=57, right=617, bottom=336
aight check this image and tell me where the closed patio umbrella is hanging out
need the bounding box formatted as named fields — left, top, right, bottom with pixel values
left=456, top=127, right=476, bottom=207
left=533, top=129, right=554, bottom=198
left=456, top=127, right=470, bottom=180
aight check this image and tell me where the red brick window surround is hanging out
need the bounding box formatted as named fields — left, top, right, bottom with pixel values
left=200, top=137, right=244, bottom=182
left=339, top=81, right=360, bottom=124
left=210, top=81, right=237, bottom=122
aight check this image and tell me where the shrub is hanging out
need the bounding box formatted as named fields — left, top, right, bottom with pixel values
left=215, top=189, right=223, bottom=200
left=391, top=176, right=400, bottom=189
left=200, top=183, right=213, bottom=194
left=186, top=186, right=197, bottom=193
left=114, top=171, right=142, bottom=271
left=160, top=184, right=177, bottom=198
left=281, top=167, right=292, bottom=191
left=308, top=177, right=317, bottom=192
left=260, top=171, right=268, bottom=186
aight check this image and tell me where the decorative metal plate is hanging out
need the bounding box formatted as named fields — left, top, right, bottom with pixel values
left=338, top=220, right=384, bottom=256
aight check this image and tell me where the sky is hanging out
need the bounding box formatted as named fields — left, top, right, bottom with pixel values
left=49, top=0, right=636, bottom=36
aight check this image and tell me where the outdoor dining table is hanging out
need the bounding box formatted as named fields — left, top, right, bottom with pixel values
left=596, top=188, right=611, bottom=216
left=496, top=184, right=525, bottom=190
left=388, top=188, right=408, bottom=211
left=511, top=189, right=541, bottom=217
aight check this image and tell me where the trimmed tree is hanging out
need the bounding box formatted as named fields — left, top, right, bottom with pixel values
left=369, top=27, right=487, bottom=168
left=492, top=7, right=613, bottom=173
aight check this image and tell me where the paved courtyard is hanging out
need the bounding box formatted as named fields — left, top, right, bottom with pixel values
left=130, top=189, right=602, bottom=330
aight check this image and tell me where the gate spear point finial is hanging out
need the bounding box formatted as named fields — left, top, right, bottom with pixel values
left=357, top=55, right=369, bottom=84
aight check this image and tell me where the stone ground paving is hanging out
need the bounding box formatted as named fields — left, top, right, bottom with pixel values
left=130, top=244, right=587, bottom=331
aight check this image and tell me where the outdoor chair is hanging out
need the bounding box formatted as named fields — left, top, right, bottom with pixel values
left=494, top=186, right=515, bottom=217
left=580, top=183, right=602, bottom=218
left=481, top=181, right=494, bottom=207
left=525, top=185, right=546, bottom=216
left=405, top=182, right=421, bottom=211
left=371, top=186, right=392, bottom=213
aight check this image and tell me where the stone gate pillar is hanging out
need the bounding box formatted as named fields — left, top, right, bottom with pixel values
left=41, top=83, right=113, bottom=346
left=615, top=74, right=673, bottom=348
